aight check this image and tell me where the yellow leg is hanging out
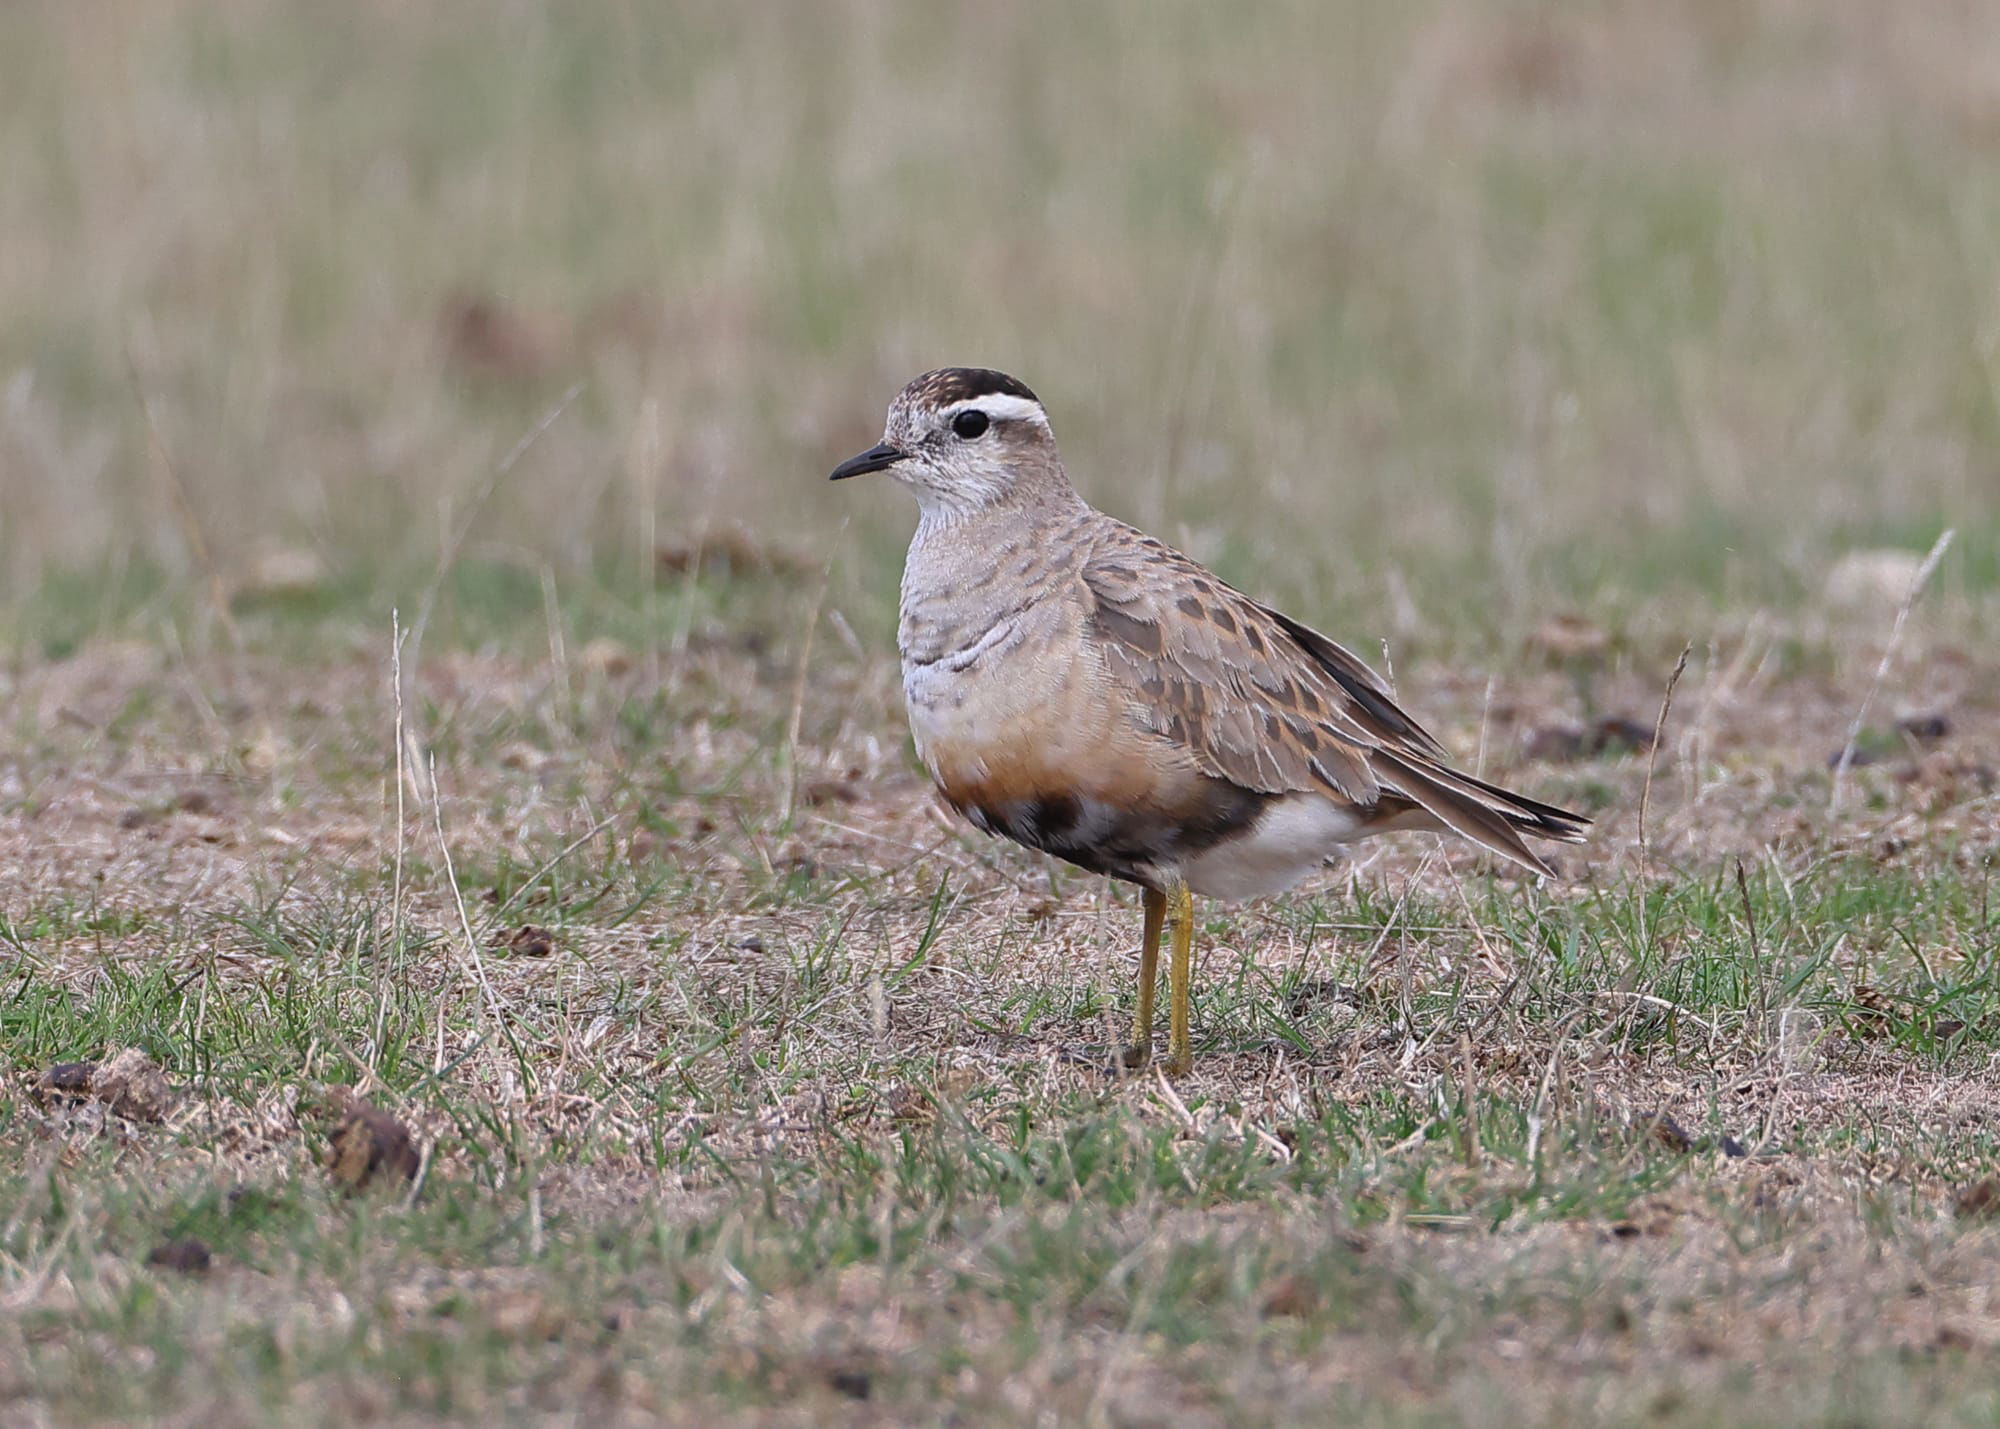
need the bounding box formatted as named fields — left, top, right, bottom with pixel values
left=1125, top=888, right=1167, bottom=1067
left=1165, top=881, right=1196, bottom=1076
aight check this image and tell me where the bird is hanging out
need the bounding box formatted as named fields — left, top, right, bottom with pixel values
left=831, top=367, right=1589, bottom=1075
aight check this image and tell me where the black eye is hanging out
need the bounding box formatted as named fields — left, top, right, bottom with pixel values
left=951, top=410, right=989, bottom=439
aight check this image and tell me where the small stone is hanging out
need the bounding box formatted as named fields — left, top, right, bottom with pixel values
left=1607, top=1195, right=1683, bottom=1238
left=1259, top=1274, right=1319, bottom=1318
left=826, top=1367, right=872, bottom=1400
left=1526, top=715, right=1653, bottom=763
left=801, top=777, right=861, bottom=806
left=1827, top=740, right=1887, bottom=770
left=171, top=789, right=217, bottom=816
left=325, top=1098, right=421, bottom=1193
left=439, top=291, right=563, bottom=384
left=1954, top=1177, right=2000, bottom=1221
left=1646, top=1111, right=1695, bottom=1154
left=239, top=732, right=286, bottom=777
left=488, top=1290, right=561, bottom=1340
left=145, top=1238, right=212, bottom=1275
left=656, top=524, right=810, bottom=581
left=578, top=638, right=634, bottom=678
left=497, top=742, right=549, bottom=773
left=1896, top=712, right=1952, bottom=741
left=92, top=1049, right=179, bottom=1123
left=32, top=1061, right=98, bottom=1105
left=504, top=925, right=556, bottom=958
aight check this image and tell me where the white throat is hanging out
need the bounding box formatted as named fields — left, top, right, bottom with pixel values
left=900, top=466, right=1016, bottom=526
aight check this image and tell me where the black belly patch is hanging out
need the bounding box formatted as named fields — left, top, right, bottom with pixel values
left=960, top=780, right=1269, bottom=887
left=1017, top=794, right=1083, bottom=843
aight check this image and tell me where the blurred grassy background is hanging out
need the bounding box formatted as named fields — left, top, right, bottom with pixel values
left=3, top=0, right=1997, bottom=655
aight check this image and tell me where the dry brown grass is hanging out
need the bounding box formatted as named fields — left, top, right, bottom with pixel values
left=5, top=0, right=2000, bottom=1422
left=3, top=597, right=1998, bottom=1419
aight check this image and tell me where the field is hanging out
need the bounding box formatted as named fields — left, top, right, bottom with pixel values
left=4, top=2, right=2000, bottom=1423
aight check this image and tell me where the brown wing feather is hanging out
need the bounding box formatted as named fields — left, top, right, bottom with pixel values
left=1085, top=534, right=1383, bottom=804
left=1081, top=520, right=1589, bottom=871
left=1261, top=608, right=1450, bottom=761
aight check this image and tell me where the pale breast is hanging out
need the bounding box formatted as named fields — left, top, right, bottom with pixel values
left=900, top=595, right=1096, bottom=794
left=899, top=594, right=1272, bottom=888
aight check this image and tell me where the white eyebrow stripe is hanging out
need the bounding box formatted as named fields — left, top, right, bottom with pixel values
left=945, top=393, right=1047, bottom=427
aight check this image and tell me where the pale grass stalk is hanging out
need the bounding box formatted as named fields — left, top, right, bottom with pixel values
left=1151, top=1067, right=1200, bottom=1134
left=0, top=1149, right=58, bottom=1247
left=0, top=1212, right=75, bottom=1313
left=122, top=342, right=241, bottom=651
left=540, top=563, right=572, bottom=716
left=399, top=380, right=585, bottom=797
left=427, top=751, right=534, bottom=1092
left=664, top=469, right=719, bottom=683
left=1754, top=1063, right=1790, bottom=1154
left=1436, top=856, right=1504, bottom=971
left=1359, top=845, right=1439, bottom=986
left=1524, top=1019, right=1580, bottom=1167
left=1151, top=168, right=1245, bottom=532
left=381, top=609, right=408, bottom=1068
left=1242, top=1117, right=1295, bottom=1163
left=1635, top=642, right=1692, bottom=956
left=1591, top=989, right=1718, bottom=1041
left=481, top=812, right=618, bottom=931
left=1830, top=527, right=1955, bottom=813
left=1354, top=846, right=1439, bottom=1036
left=401, top=1138, right=434, bottom=1212
left=1684, top=615, right=1772, bottom=809
left=391, top=390, right=579, bottom=1081
left=1085, top=1227, right=1172, bottom=1429
left=1735, top=859, right=1765, bottom=1055
left=192, top=949, right=212, bottom=1049
left=1377, top=636, right=1400, bottom=699
left=630, top=396, right=664, bottom=690
left=1458, top=1032, right=1480, bottom=1168
left=1473, top=672, right=1496, bottom=780
left=154, top=615, right=235, bottom=759
left=778, top=538, right=841, bottom=826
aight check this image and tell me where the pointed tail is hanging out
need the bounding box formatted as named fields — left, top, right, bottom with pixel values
left=1373, top=750, right=1590, bottom=877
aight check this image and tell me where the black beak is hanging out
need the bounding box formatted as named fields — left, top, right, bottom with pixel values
left=829, top=442, right=904, bottom=481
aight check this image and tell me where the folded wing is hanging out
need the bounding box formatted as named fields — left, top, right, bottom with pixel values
left=1081, top=521, right=1589, bottom=876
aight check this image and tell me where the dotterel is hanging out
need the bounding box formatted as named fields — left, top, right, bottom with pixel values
left=832, top=367, right=1588, bottom=1074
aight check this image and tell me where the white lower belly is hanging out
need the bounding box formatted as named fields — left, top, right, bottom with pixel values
left=1179, top=795, right=1375, bottom=901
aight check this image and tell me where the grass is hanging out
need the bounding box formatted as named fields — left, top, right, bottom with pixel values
left=3, top=0, right=2000, bottom=1423
left=3, top=576, right=1997, bottom=1423
left=4, top=2, right=1999, bottom=640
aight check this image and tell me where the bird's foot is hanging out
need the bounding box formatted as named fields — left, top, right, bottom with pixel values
left=1060, top=1043, right=1154, bottom=1076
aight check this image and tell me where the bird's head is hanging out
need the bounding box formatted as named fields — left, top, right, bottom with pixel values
left=830, top=367, right=1068, bottom=520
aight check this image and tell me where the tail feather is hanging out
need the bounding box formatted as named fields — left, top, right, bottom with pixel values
left=1373, top=750, right=1590, bottom=878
